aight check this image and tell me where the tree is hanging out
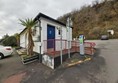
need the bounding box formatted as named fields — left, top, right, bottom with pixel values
left=2, top=34, right=9, bottom=40
left=19, top=18, right=37, bottom=56
left=57, top=0, right=118, bottom=39
left=0, top=34, right=9, bottom=45
left=3, top=36, right=17, bottom=46
left=1, top=34, right=17, bottom=46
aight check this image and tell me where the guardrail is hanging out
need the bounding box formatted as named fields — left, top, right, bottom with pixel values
left=43, top=39, right=96, bottom=57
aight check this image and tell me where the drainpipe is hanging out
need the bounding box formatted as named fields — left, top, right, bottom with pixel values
left=38, top=19, right=42, bottom=63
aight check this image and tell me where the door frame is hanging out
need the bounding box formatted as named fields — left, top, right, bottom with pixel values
left=47, top=24, right=55, bottom=50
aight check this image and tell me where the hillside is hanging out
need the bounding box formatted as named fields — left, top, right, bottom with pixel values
left=57, top=0, right=118, bottom=39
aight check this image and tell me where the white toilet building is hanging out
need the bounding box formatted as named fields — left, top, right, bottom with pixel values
left=20, top=13, right=72, bottom=69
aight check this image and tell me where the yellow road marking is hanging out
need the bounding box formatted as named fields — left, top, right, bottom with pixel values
left=67, top=58, right=92, bottom=67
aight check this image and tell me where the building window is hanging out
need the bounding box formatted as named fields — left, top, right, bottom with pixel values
left=58, top=29, right=61, bottom=35
left=32, top=27, right=37, bottom=36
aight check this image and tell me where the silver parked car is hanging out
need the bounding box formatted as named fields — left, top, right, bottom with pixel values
left=101, top=35, right=109, bottom=40
left=0, top=45, right=13, bottom=59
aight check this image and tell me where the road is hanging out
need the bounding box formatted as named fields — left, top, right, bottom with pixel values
left=88, top=39, right=118, bottom=83
left=0, top=50, right=43, bottom=83
left=23, top=39, right=118, bottom=83
left=0, top=50, right=25, bottom=83
left=0, top=39, right=118, bottom=83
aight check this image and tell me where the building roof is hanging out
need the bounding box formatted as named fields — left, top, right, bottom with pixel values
left=34, top=13, right=66, bottom=26
left=20, top=28, right=27, bottom=35
left=20, top=13, right=67, bottom=35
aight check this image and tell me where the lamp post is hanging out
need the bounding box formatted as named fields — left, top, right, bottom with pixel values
left=60, top=27, right=63, bottom=64
left=66, top=17, right=73, bottom=58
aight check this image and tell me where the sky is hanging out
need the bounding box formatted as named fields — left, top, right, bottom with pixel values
left=0, top=0, right=102, bottom=39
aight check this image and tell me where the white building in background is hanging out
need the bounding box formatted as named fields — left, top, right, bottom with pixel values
left=107, top=30, right=114, bottom=35
left=19, top=13, right=72, bottom=69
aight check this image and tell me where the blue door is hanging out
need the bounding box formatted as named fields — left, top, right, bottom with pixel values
left=47, top=25, right=55, bottom=49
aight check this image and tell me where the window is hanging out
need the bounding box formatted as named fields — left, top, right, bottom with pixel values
left=58, top=29, right=61, bottom=35
left=32, top=27, right=37, bottom=36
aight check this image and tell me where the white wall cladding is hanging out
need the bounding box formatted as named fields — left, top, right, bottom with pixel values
left=20, top=33, right=28, bottom=48
left=40, top=17, right=71, bottom=52
left=42, top=54, right=54, bottom=69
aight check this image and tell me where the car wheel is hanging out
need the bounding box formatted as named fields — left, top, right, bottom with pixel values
left=0, top=53, right=4, bottom=59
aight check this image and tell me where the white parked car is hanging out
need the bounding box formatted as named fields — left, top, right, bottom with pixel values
left=0, top=45, right=13, bottom=59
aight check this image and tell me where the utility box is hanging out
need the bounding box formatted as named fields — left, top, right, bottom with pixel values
left=79, top=35, right=84, bottom=55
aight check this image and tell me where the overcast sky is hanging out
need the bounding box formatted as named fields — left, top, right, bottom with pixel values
left=0, top=0, right=102, bottom=39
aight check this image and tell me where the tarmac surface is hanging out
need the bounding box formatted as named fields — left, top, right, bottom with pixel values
left=0, top=39, right=118, bottom=83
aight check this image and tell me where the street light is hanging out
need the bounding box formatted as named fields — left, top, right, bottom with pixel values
left=59, top=27, right=63, bottom=64
left=66, top=17, right=73, bottom=58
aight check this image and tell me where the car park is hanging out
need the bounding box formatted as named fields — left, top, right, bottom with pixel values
left=0, top=45, right=13, bottom=59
